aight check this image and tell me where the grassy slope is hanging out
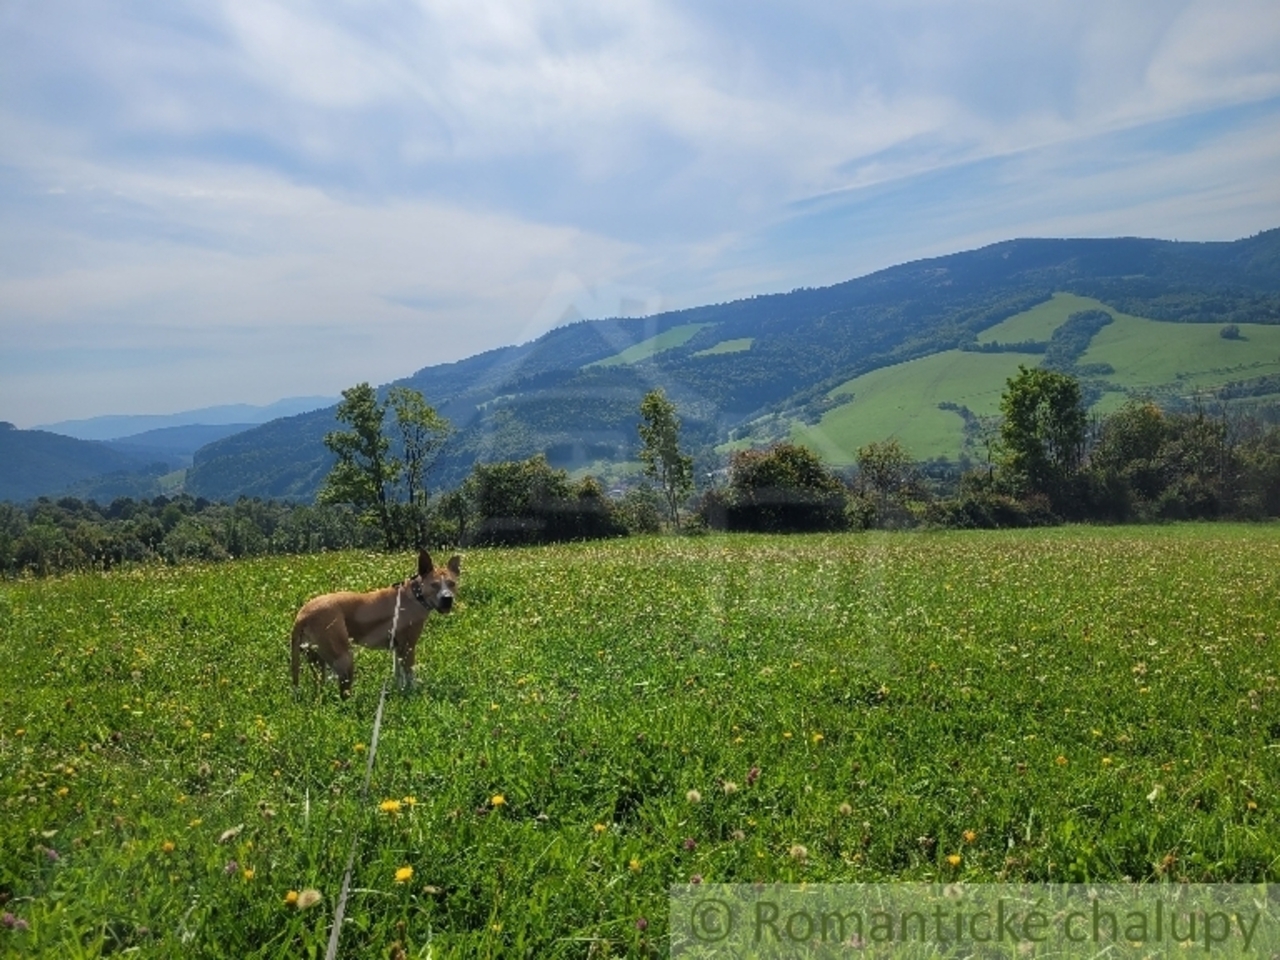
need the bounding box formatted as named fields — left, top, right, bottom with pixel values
left=790, top=350, right=1031, bottom=465
left=976, top=292, right=1101, bottom=343
left=586, top=324, right=712, bottom=368
left=692, top=338, right=754, bottom=357
left=2, top=527, right=1279, bottom=956
left=793, top=293, right=1280, bottom=462
left=1084, top=312, right=1280, bottom=390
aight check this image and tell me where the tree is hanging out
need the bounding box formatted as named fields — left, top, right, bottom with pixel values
left=998, top=366, right=1086, bottom=505
left=718, top=443, right=848, bottom=533
left=319, top=383, right=399, bottom=548
left=388, top=386, right=452, bottom=546
left=637, top=389, right=694, bottom=527
left=855, top=438, right=923, bottom=525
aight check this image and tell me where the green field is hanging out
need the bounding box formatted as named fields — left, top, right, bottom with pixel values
left=3, top=527, right=1279, bottom=956
left=586, top=324, right=712, bottom=369
left=977, top=292, right=1102, bottom=343
left=788, top=292, right=1280, bottom=463
left=790, top=350, right=1029, bottom=464
left=692, top=338, right=753, bottom=358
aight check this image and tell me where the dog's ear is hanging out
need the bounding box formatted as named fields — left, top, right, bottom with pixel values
left=418, top=549, right=433, bottom=577
left=447, top=554, right=461, bottom=576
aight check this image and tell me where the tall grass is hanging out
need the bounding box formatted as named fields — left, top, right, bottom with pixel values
left=2, top=525, right=1278, bottom=956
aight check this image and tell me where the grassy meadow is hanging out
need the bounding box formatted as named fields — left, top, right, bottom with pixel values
left=2, top=525, right=1279, bottom=957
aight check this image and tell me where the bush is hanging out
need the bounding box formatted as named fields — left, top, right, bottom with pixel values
left=713, top=444, right=849, bottom=533
left=465, top=456, right=626, bottom=546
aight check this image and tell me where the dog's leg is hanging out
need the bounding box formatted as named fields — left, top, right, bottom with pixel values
left=394, top=625, right=424, bottom=692
left=290, top=622, right=306, bottom=695
left=332, top=650, right=355, bottom=700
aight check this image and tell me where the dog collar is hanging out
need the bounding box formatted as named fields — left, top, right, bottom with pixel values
left=410, top=577, right=433, bottom=610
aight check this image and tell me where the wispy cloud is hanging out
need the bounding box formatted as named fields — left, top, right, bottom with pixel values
left=2, top=0, right=1278, bottom=424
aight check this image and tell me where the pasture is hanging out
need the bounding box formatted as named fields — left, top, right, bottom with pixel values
left=2, top=525, right=1279, bottom=957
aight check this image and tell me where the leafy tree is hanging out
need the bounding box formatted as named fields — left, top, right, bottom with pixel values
left=855, top=438, right=924, bottom=525
left=998, top=366, right=1086, bottom=505
left=319, top=383, right=399, bottom=547
left=387, top=385, right=452, bottom=547
left=637, top=389, right=694, bottom=527
left=717, top=443, right=848, bottom=533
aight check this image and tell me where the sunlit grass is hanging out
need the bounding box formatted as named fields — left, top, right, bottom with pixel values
left=2, top=525, right=1279, bottom=956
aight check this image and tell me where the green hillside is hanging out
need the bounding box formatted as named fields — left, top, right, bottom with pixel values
left=789, top=350, right=1029, bottom=465
left=976, top=292, right=1103, bottom=343
left=787, top=291, right=1280, bottom=464
left=585, top=323, right=710, bottom=368
left=1085, top=312, right=1280, bottom=389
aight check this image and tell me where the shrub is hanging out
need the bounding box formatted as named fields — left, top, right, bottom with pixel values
left=718, top=444, right=849, bottom=533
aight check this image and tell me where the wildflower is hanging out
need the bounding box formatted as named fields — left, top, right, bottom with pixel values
left=789, top=844, right=808, bottom=862
left=394, top=865, right=413, bottom=883
left=379, top=799, right=402, bottom=814
left=946, top=854, right=962, bottom=867
left=811, top=733, right=824, bottom=745
left=161, top=841, right=176, bottom=853
left=43, top=847, right=60, bottom=862
left=242, top=868, right=255, bottom=881
left=1055, top=755, right=1068, bottom=766
left=353, top=743, right=366, bottom=753
left=962, top=830, right=977, bottom=844
left=629, top=858, right=642, bottom=873
left=490, top=794, right=506, bottom=808
left=285, top=890, right=299, bottom=905
left=683, top=837, right=697, bottom=851
left=296, top=889, right=323, bottom=910
left=1101, top=757, right=1113, bottom=766
left=722, top=781, right=738, bottom=795
left=686, top=789, right=702, bottom=804
left=838, top=803, right=854, bottom=816
left=593, top=823, right=607, bottom=835
left=14, top=728, right=24, bottom=737
left=224, top=860, right=239, bottom=876
left=690, top=874, right=703, bottom=884
left=636, top=917, right=649, bottom=931
left=782, top=731, right=793, bottom=740
left=402, top=796, right=417, bottom=807
left=746, top=766, right=760, bottom=787
left=188, top=818, right=202, bottom=827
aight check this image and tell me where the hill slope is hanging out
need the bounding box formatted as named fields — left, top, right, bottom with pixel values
left=168, top=227, right=1280, bottom=499
left=0, top=424, right=162, bottom=502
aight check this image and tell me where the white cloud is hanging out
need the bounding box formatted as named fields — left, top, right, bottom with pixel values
left=2, top=0, right=1279, bottom=423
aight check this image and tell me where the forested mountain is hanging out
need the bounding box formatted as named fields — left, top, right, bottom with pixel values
left=0, top=424, right=163, bottom=502
left=7, top=229, right=1279, bottom=504
left=183, top=229, right=1280, bottom=501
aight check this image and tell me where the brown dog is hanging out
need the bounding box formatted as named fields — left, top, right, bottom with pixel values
left=290, top=550, right=460, bottom=698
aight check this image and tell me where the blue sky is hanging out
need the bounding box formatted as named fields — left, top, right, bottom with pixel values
left=3, top=0, right=1279, bottom=427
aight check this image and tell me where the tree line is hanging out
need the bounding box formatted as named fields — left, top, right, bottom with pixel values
left=3, top=372, right=1278, bottom=577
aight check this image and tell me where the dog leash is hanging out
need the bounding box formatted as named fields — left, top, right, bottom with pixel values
left=325, top=583, right=405, bottom=960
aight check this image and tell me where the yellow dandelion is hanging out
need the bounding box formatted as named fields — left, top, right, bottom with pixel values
left=402, top=796, right=417, bottom=807
left=946, top=854, right=962, bottom=867
left=593, top=823, right=607, bottom=834
left=242, top=868, right=255, bottom=881
left=782, top=731, right=793, bottom=740
left=490, top=794, right=506, bottom=807
left=161, top=840, right=176, bottom=853
left=353, top=743, right=366, bottom=753
left=962, top=830, right=977, bottom=844
left=188, top=818, right=202, bottom=827
left=394, top=865, right=413, bottom=883
left=1055, top=755, right=1068, bottom=766
left=285, top=890, right=299, bottom=905
left=629, top=858, right=642, bottom=873
left=379, top=799, right=402, bottom=814
left=1102, top=757, right=1113, bottom=766
left=56, top=787, right=69, bottom=797
left=14, top=728, right=25, bottom=737
left=811, top=733, right=824, bottom=744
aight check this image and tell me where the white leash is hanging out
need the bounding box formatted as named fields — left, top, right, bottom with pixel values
left=325, top=584, right=405, bottom=960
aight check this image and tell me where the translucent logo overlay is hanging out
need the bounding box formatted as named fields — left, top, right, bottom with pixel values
left=670, top=884, right=1278, bottom=958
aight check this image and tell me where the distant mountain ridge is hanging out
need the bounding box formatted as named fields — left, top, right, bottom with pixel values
left=37, top=396, right=338, bottom=441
